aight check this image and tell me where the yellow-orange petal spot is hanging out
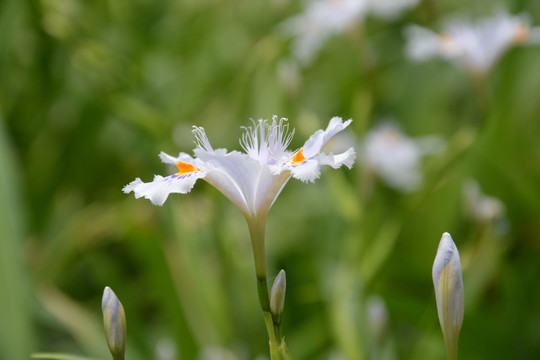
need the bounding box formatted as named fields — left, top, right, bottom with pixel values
left=439, top=33, right=454, bottom=53
left=176, top=161, right=199, bottom=175
left=291, top=148, right=306, bottom=164
left=513, top=24, right=530, bottom=43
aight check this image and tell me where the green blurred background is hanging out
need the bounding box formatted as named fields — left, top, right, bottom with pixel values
left=1, top=0, right=540, bottom=359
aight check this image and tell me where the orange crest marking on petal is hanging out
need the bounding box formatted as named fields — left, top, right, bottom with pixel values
left=513, top=24, right=529, bottom=43
left=176, top=161, right=199, bottom=175
left=291, top=148, right=306, bottom=165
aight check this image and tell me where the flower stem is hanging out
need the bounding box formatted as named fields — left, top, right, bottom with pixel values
left=247, top=217, right=277, bottom=342
left=257, top=275, right=277, bottom=344
left=247, top=215, right=267, bottom=279
left=247, top=216, right=290, bottom=359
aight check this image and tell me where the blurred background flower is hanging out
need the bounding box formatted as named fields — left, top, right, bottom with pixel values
left=359, top=121, right=444, bottom=192
left=404, top=10, right=540, bottom=75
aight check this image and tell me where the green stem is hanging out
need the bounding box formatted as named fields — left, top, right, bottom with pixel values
left=444, top=340, right=458, bottom=360
left=246, top=215, right=291, bottom=359
left=247, top=216, right=279, bottom=346
left=257, top=276, right=277, bottom=344
left=247, top=215, right=267, bottom=279
left=272, top=313, right=282, bottom=340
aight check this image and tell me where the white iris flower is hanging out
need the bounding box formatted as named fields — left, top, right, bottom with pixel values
left=280, top=0, right=420, bottom=65
left=123, top=116, right=356, bottom=221
left=279, top=0, right=367, bottom=65
left=405, top=11, right=540, bottom=74
left=360, top=122, right=444, bottom=192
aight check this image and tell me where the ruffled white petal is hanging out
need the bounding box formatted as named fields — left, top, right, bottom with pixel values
left=303, top=117, right=353, bottom=158
left=159, top=151, right=195, bottom=164
left=290, top=159, right=321, bottom=183
left=318, top=147, right=356, bottom=169
left=123, top=171, right=206, bottom=206
left=288, top=147, right=356, bottom=183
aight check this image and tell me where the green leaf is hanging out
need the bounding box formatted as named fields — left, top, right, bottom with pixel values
left=0, top=118, right=34, bottom=359
left=32, top=353, right=101, bottom=360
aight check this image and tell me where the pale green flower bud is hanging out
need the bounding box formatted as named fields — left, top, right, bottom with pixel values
left=270, top=269, right=286, bottom=316
left=102, top=286, right=127, bottom=360
left=433, top=233, right=464, bottom=360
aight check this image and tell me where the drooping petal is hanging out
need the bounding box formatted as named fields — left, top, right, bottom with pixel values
left=318, top=147, right=356, bottom=169
left=288, top=147, right=356, bottom=183
left=123, top=170, right=205, bottom=206
left=290, top=158, right=321, bottom=183
left=303, top=117, right=353, bottom=158
left=124, top=154, right=206, bottom=206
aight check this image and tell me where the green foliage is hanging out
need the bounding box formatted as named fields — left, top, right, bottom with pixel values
left=1, top=0, right=540, bottom=359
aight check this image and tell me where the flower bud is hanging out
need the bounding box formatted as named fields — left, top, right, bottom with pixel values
left=432, top=233, right=464, bottom=360
left=270, top=270, right=286, bottom=316
left=102, top=286, right=127, bottom=360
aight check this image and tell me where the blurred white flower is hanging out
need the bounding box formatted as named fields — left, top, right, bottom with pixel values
left=360, top=122, right=444, bottom=192
left=404, top=11, right=540, bottom=74
left=433, top=232, right=464, bottom=360
left=366, top=295, right=389, bottom=343
left=279, top=0, right=367, bottom=65
left=279, top=0, right=419, bottom=65
left=155, top=338, right=177, bottom=360
left=367, top=0, right=419, bottom=19
left=199, top=346, right=238, bottom=360
left=276, top=59, right=300, bottom=95
left=463, top=179, right=505, bottom=223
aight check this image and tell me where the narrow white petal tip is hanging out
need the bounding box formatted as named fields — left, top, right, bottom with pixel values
left=122, top=178, right=142, bottom=194
left=159, top=151, right=177, bottom=164
left=329, top=116, right=352, bottom=128
left=318, top=147, right=357, bottom=169
left=340, top=147, right=357, bottom=169
left=303, top=116, right=354, bottom=158
left=123, top=172, right=204, bottom=206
